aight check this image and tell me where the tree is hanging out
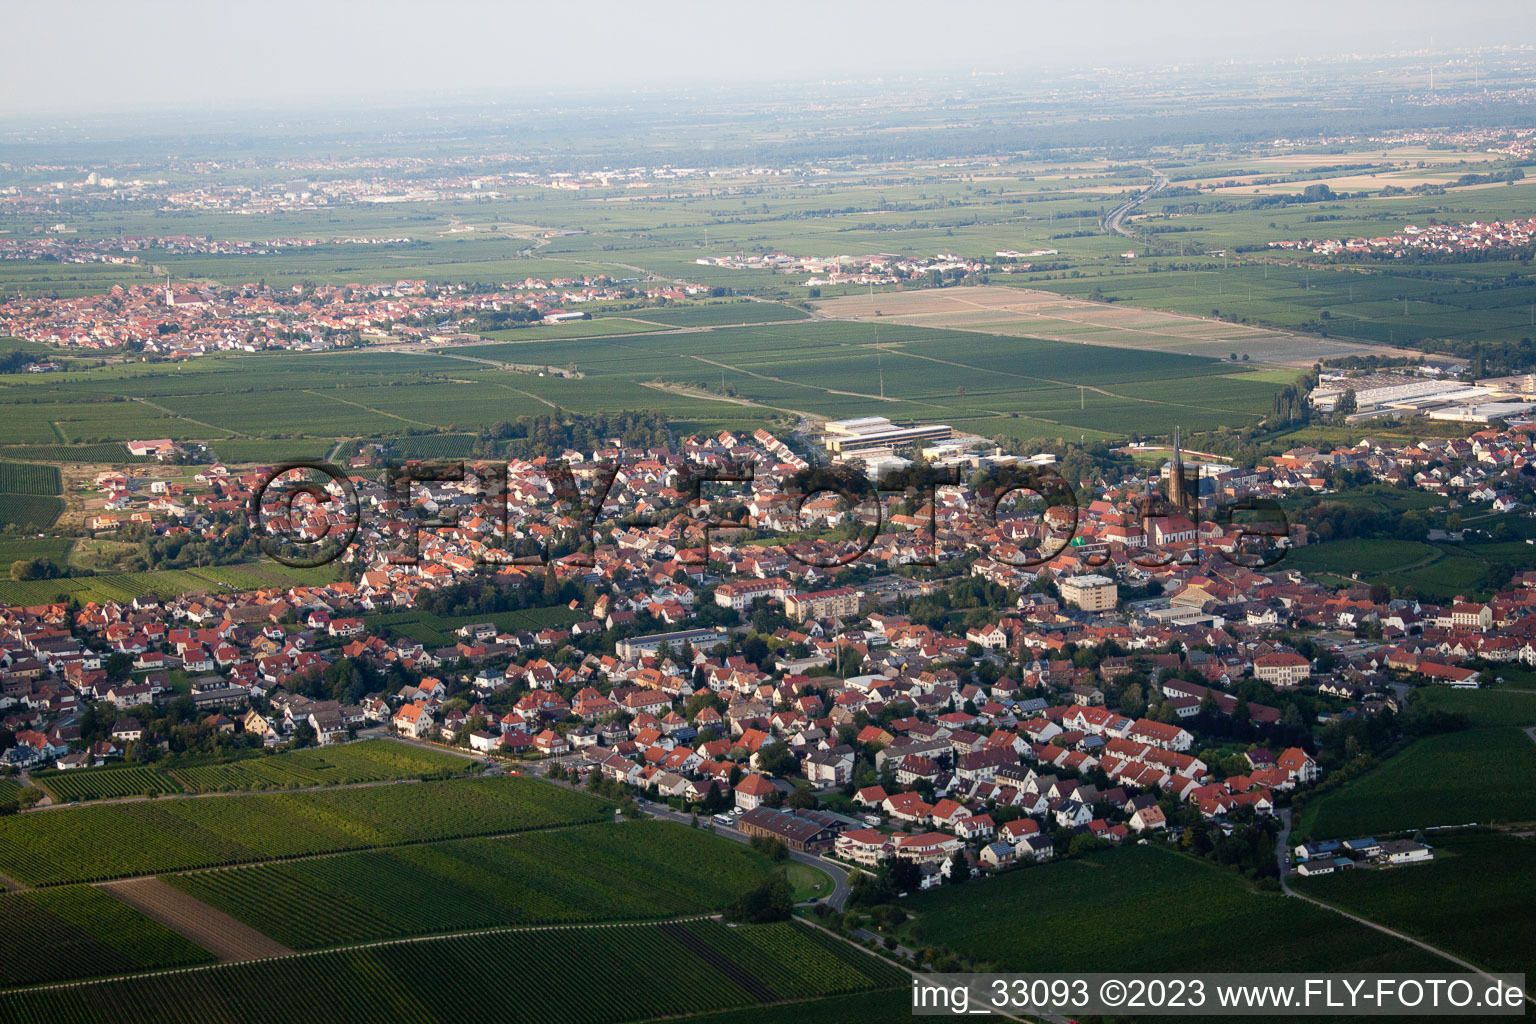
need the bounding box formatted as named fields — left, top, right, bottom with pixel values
left=755, top=741, right=799, bottom=777
left=945, top=850, right=968, bottom=884
left=725, top=871, right=793, bottom=923
left=9, top=558, right=59, bottom=582
left=750, top=835, right=790, bottom=861
left=888, top=857, right=921, bottom=894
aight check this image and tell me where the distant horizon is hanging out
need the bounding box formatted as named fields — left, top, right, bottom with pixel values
left=6, top=0, right=1534, bottom=119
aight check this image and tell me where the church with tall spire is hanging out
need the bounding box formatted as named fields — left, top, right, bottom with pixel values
left=1165, top=425, right=1192, bottom=513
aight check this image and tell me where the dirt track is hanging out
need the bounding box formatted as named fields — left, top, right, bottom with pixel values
left=814, top=284, right=1427, bottom=366
left=99, top=877, right=292, bottom=962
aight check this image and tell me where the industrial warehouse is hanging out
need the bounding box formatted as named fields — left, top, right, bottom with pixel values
left=1312, top=371, right=1536, bottom=424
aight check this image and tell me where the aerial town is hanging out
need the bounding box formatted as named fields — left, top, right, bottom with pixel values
left=3, top=16, right=1535, bottom=1022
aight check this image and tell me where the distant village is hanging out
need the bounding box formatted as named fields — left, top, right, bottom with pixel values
left=1267, top=216, right=1536, bottom=260
left=694, top=252, right=991, bottom=287
left=0, top=234, right=411, bottom=264
left=0, top=276, right=708, bottom=357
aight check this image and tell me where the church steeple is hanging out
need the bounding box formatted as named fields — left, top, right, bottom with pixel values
left=1166, top=425, right=1190, bottom=512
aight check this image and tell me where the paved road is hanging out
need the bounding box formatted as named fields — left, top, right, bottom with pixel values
left=637, top=798, right=853, bottom=910
left=1102, top=168, right=1170, bottom=239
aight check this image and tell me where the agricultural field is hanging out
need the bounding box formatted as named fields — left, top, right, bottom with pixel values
left=32, top=740, right=472, bottom=802
left=0, top=304, right=1291, bottom=458
left=207, top=438, right=337, bottom=463
left=664, top=990, right=912, bottom=1024
left=0, top=884, right=214, bottom=987
left=454, top=317, right=1285, bottom=439
left=168, top=739, right=471, bottom=793
left=363, top=604, right=582, bottom=647
left=0, top=463, right=63, bottom=530
left=166, top=820, right=775, bottom=947
left=383, top=433, right=479, bottom=459
left=0, top=496, right=63, bottom=531
left=0, top=443, right=139, bottom=463
left=1295, top=832, right=1536, bottom=980
left=0, top=536, right=71, bottom=566
left=1411, top=686, right=1536, bottom=729
left=900, top=844, right=1443, bottom=973
left=623, top=301, right=810, bottom=327
left=31, top=765, right=183, bottom=803
left=815, top=285, right=1381, bottom=366
left=1300, top=726, right=1536, bottom=839
left=0, top=775, right=611, bottom=886
left=0, top=918, right=904, bottom=1024
left=0, top=464, right=61, bottom=496
left=1282, top=534, right=1535, bottom=600
left=475, top=316, right=666, bottom=342
left=0, top=559, right=348, bottom=609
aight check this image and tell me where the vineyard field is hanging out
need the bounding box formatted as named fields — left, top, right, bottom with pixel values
left=31, top=740, right=471, bottom=801
left=0, top=561, right=347, bottom=609
left=0, top=463, right=61, bottom=496
left=31, top=766, right=183, bottom=803
left=0, top=495, right=62, bottom=530
left=0, top=444, right=139, bottom=463
left=0, top=776, right=611, bottom=886
left=663, top=990, right=911, bottom=1024
left=0, top=919, right=903, bottom=1024
left=169, top=739, right=472, bottom=793
left=166, top=820, right=774, bottom=948
left=900, top=844, right=1444, bottom=973
left=627, top=302, right=811, bottom=327
left=0, top=885, right=213, bottom=987
left=386, top=433, right=479, bottom=459
left=364, top=604, right=581, bottom=647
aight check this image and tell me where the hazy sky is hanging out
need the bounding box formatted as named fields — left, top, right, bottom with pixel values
left=6, top=0, right=1533, bottom=116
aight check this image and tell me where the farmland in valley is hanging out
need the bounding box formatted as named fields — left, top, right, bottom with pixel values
left=0, top=776, right=611, bottom=886
left=0, top=919, right=904, bottom=1023
left=900, top=844, right=1443, bottom=973
left=814, top=285, right=1391, bottom=365
left=166, top=821, right=776, bottom=947
left=0, top=309, right=1291, bottom=457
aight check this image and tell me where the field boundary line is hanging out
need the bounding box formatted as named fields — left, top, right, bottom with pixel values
left=299, top=388, right=439, bottom=429
left=0, top=913, right=721, bottom=996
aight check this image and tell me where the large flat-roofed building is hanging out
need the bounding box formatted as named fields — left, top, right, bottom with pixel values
left=823, top=416, right=951, bottom=454
left=616, top=628, right=730, bottom=660
left=1060, top=574, right=1118, bottom=612
left=785, top=586, right=859, bottom=622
